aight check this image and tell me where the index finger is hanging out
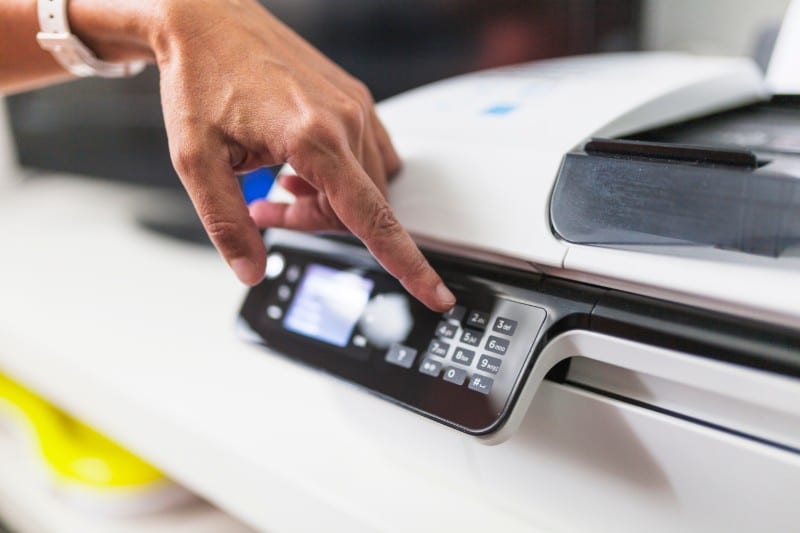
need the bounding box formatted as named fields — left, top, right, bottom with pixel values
left=315, top=152, right=456, bottom=312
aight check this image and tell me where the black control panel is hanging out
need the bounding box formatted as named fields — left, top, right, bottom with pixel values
left=239, top=229, right=800, bottom=435
left=239, top=230, right=600, bottom=435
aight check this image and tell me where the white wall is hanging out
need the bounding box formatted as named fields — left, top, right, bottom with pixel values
left=643, top=0, right=791, bottom=56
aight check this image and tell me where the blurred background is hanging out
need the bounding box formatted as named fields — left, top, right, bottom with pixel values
left=2, top=0, right=792, bottom=191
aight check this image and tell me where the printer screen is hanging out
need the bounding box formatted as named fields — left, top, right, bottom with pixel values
left=283, top=264, right=374, bottom=348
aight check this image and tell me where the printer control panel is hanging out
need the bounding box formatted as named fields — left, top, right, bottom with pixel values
left=412, top=301, right=546, bottom=398
left=239, top=231, right=550, bottom=435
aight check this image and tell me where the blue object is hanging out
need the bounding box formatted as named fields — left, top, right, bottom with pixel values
left=241, top=167, right=276, bottom=204
left=483, top=103, right=518, bottom=116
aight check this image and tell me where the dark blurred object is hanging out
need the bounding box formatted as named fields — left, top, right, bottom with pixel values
left=7, top=0, right=642, bottom=189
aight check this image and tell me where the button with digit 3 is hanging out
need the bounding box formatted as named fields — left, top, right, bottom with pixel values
left=492, top=317, right=518, bottom=336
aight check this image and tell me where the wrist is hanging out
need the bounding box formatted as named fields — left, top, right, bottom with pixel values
left=66, top=0, right=161, bottom=64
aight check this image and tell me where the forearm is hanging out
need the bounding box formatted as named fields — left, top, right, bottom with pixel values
left=0, top=0, right=156, bottom=94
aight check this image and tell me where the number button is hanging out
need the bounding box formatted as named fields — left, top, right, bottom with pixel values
left=443, top=305, right=467, bottom=323
left=465, top=311, right=490, bottom=330
left=477, top=355, right=502, bottom=374
left=452, top=348, right=475, bottom=366
left=385, top=344, right=418, bottom=369
left=435, top=321, right=458, bottom=339
left=469, top=374, right=494, bottom=395
left=492, top=317, right=518, bottom=336
left=443, top=367, right=468, bottom=386
left=460, top=329, right=482, bottom=347
left=419, top=358, right=443, bottom=378
left=485, top=336, right=510, bottom=356
left=428, top=339, right=450, bottom=357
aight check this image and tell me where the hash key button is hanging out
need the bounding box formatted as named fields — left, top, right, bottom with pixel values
left=385, top=344, right=418, bottom=369
left=465, top=311, right=490, bottom=330
left=492, top=317, right=518, bottom=336
left=443, top=367, right=468, bottom=386
left=486, top=336, right=510, bottom=356
left=469, top=374, right=494, bottom=395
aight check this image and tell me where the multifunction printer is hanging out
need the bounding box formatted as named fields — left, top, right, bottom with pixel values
left=239, top=40, right=800, bottom=533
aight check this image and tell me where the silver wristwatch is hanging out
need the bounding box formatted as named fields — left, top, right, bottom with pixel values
left=36, top=0, right=147, bottom=78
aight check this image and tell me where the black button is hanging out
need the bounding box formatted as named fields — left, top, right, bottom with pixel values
left=428, top=339, right=450, bottom=357
left=485, top=336, right=510, bottom=356
left=492, top=317, right=518, bottom=336
left=460, top=329, right=482, bottom=347
left=419, top=358, right=443, bottom=378
left=443, top=367, right=468, bottom=386
left=469, top=374, right=494, bottom=395
left=465, top=311, right=490, bottom=330
left=477, top=355, right=502, bottom=374
left=443, top=305, right=466, bottom=323
left=435, top=321, right=458, bottom=339
left=385, top=344, right=417, bottom=369
left=452, top=347, right=475, bottom=366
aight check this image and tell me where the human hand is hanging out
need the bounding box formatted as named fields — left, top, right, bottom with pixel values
left=141, top=0, right=455, bottom=311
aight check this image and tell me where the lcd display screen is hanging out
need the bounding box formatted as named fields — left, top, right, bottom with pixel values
left=283, top=264, right=374, bottom=347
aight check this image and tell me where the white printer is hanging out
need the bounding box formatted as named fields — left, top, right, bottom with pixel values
left=239, top=39, right=800, bottom=533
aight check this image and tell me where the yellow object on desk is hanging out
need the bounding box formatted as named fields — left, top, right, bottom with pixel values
left=0, top=372, right=194, bottom=516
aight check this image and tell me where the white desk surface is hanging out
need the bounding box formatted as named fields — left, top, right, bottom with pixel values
left=0, top=176, right=537, bottom=532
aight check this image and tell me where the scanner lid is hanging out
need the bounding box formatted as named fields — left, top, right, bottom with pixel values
left=380, top=53, right=767, bottom=271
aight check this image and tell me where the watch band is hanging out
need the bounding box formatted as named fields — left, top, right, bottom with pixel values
left=36, top=0, right=147, bottom=78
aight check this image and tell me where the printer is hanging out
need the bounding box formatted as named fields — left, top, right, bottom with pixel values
left=239, top=34, right=800, bottom=533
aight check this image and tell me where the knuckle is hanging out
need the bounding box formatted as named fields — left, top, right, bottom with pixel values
left=368, top=204, right=404, bottom=240
left=171, top=146, right=204, bottom=176
left=200, top=212, right=245, bottom=254
left=351, top=80, right=374, bottom=105
left=399, top=254, right=431, bottom=285
left=339, top=98, right=365, bottom=131
left=317, top=195, right=343, bottom=227
left=295, top=111, right=341, bottom=151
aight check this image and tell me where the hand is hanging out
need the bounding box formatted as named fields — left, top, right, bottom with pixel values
left=143, top=0, right=455, bottom=311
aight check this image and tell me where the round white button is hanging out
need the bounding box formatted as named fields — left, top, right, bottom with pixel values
left=265, top=252, right=285, bottom=279
left=267, top=305, right=283, bottom=320
left=358, top=293, right=413, bottom=349
left=277, top=285, right=292, bottom=302
left=286, top=265, right=302, bottom=283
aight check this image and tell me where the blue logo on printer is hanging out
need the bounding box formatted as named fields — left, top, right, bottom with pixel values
left=483, top=103, right=518, bottom=116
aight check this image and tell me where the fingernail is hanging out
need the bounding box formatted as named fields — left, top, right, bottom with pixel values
left=230, top=257, right=260, bottom=285
left=436, top=282, right=456, bottom=308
